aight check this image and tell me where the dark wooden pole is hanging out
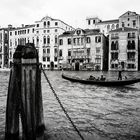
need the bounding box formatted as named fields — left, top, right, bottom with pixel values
left=5, top=43, right=45, bottom=140
left=5, top=45, right=23, bottom=140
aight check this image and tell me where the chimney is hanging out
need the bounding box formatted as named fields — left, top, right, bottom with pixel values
left=8, top=24, right=12, bottom=29
left=22, top=24, right=24, bottom=27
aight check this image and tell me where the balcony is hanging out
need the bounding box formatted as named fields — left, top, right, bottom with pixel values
left=110, top=59, right=118, bottom=63
left=127, top=59, right=135, bottom=62
left=127, top=49, right=136, bottom=52
left=127, top=35, right=135, bottom=39
left=111, top=36, right=119, bottom=39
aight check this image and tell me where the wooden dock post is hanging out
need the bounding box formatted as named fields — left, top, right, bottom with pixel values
left=5, top=43, right=45, bottom=140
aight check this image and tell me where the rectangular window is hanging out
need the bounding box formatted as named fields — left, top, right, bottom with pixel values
left=47, top=49, right=50, bottom=53
left=54, top=57, right=57, bottom=62
left=55, top=22, right=58, bottom=26
left=54, top=48, right=57, bottom=53
left=88, top=20, right=90, bottom=25
left=47, top=57, right=50, bottom=61
left=132, top=20, right=136, bottom=27
left=37, top=24, right=39, bottom=27
left=73, top=38, right=76, bottom=45
left=68, top=51, right=71, bottom=56
left=32, top=28, right=34, bottom=33
left=43, top=57, right=46, bottom=61
left=43, top=49, right=46, bottom=54
left=68, top=38, right=71, bottom=45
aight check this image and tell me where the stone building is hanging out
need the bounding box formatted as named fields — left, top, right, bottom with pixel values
left=35, top=16, right=74, bottom=70
left=8, top=16, right=74, bottom=69
left=109, top=27, right=139, bottom=71
left=0, top=28, right=9, bottom=68
left=58, top=28, right=108, bottom=71
left=8, top=24, right=35, bottom=66
left=86, top=11, right=140, bottom=36
left=86, top=17, right=119, bottom=36
left=119, top=11, right=140, bottom=29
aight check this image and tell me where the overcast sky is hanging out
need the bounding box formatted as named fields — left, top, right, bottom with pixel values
left=0, top=0, right=140, bottom=28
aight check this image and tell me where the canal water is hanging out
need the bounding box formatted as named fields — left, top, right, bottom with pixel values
left=0, top=70, right=140, bottom=140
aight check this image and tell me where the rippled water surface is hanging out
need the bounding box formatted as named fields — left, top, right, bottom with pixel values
left=0, top=70, right=140, bottom=140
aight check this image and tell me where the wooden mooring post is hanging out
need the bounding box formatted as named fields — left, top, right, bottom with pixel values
left=5, top=43, right=45, bottom=140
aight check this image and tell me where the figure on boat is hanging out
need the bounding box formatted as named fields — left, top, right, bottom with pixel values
left=118, top=63, right=122, bottom=80
left=88, top=75, right=106, bottom=81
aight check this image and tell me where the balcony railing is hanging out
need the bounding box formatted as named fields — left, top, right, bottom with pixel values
left=127, top=49, right=136, bottom=52
left=127, top=59, right=135, bottom=62
left=127, top=35, right=135, bottom=39
left=111, top=36, right=119, bottom=39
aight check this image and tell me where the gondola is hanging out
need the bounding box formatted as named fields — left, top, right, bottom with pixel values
left=62, top=73, right=140, bottom=86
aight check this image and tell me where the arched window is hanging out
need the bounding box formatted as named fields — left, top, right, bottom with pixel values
left=44, top=21, right=46, bottom=27
left=107, top=24, right=110, bottom=30
left=47, top=36, right=50, bottom=44
left=116, top=24, right=119, bottom=29
left=59, top=39, right=63, bottom=45
left=59, top=49, right=62, bottom=56
left=86, top=37, right=91, bottom=43
left=95, top=36, right=101, bottom=43
left=112, top=24, right=115, bottom=30
left=111, top=41, right=115, bottom=50
left=43, top=36, right=46, bottom=44
left=47, top=21, right=50, bottom=26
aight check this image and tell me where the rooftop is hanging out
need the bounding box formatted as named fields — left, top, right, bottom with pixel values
left=109, top=27, right=138, bottom=33
left=98, top=19, right=119, bottom=24
left=59, top=29, right=102, bottom=37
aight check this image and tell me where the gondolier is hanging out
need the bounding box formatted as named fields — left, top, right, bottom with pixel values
left=118, top=63, right=122, bottom=80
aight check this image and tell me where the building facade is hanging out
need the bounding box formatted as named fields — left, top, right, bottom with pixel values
left=119, top=11, right=140, bottom=29
left=8, top=24, right=35, bottom=66
left=86, top=11, right=140, bottom=36
left=86, top=17, right=119, bottom=36
left=35, top=16, right=74, bottom=70
left=58, top=28, right=108, bottom=71
left=0, top=28, right=9, bottom=68
left=109, top=27, right=139, bottom=71
left=8, top=16, right=74, bottom=69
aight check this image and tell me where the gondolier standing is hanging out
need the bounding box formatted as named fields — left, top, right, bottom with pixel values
left=118, top=62, right=122, bottom=80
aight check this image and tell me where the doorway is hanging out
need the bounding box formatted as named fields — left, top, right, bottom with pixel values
left=75, top=61, right=80, bottom=71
